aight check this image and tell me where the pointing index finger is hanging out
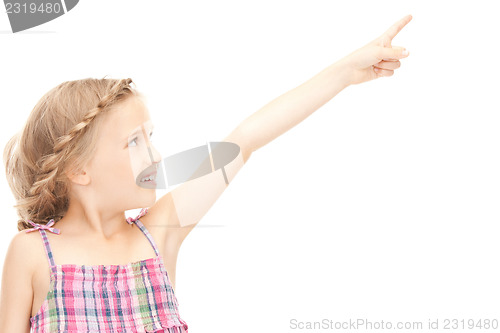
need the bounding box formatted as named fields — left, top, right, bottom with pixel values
left=382, top=14, right=412, bottom=46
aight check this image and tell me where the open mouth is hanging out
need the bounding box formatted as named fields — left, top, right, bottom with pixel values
left=140, top=172, right=157, bottom=183
left=137, top=164, right=159, bottom=188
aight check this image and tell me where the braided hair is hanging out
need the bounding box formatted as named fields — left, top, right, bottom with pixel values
left=3, top=77, right=143, bottom=231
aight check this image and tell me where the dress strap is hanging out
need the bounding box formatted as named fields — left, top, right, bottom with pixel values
left=126, top=208, right=160, bottom=257
left=25, top=219, right=60, bottom=272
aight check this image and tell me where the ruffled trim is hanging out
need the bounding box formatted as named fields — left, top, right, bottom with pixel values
left=144, top=317, right=189, bottom=333
left=32, top=320, right=188, bottom=333
left=146, top=324, right=187, bottom=332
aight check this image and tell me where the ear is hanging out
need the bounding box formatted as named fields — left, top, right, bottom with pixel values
left=65, top=165, right=91, bottom=186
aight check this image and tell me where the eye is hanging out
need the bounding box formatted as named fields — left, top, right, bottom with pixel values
left=127, top=131, right=153, bottom=148
left=128, top=136, right=138, bottom=147
left=127, top=129, right=154, bottom=147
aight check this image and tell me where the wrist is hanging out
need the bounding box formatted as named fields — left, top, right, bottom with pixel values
left=328, top=58, right=353, bottom=88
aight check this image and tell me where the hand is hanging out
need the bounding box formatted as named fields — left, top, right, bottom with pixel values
left=339, top=14, right=413, bottom=85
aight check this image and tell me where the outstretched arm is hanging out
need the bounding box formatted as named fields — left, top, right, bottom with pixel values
left=148, top=15, right=413, bottom=248
left=226, top=15, right=412, bottom=156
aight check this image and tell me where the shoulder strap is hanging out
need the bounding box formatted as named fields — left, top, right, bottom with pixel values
left=25, top=220, right=59, bottom=273
left=128, top=208, right=161, bottom=257
left=133, top=219, right=160, bottom=257
left=38, top=229, right=57, bottom=272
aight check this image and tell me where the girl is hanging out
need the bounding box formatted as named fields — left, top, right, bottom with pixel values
left=0, top=14, right=412, bottom=333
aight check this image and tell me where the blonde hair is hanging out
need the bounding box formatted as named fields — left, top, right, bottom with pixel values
left=3, top=77, right=143, bottom=231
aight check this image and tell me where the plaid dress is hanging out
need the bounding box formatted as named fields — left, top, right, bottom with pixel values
left=26, top=208, right=189, bottom=333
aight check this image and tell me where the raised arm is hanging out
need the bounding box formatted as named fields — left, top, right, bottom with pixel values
left=226, top=14, right=413, bottom=156
left=147, top=14, right=413, bottom=248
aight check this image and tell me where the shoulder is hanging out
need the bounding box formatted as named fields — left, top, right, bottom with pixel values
left=8, top=230, right=39, bottom=257
left=5, top=231, right=41, bottom=275
left=1, top=231, right=40, bottom=300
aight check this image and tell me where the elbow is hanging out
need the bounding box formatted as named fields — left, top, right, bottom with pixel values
left=223, top=129, right=254, bottom=164
left=240, top=145, right=253, bottom=164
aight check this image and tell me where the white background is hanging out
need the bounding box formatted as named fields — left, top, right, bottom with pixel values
left=1, top=1, right=499, bottom=332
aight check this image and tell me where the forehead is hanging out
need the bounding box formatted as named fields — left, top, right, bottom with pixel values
left=102, top=96, right=152, bottom=138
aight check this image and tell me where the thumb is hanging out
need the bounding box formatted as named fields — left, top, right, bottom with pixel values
left=379, top=46, right=409, bottom=60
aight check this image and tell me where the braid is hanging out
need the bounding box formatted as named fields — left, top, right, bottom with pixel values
left=54, top=78, right=135, bottom=154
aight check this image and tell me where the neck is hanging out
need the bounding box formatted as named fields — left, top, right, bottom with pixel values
left=57, top=197, right=130, bottom=241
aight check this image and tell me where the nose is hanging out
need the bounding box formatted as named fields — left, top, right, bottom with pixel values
left=150, top=143, right=162, bottom=164
left=142, top=129, right=161, bottom=164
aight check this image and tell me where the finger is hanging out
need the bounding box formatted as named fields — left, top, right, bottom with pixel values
left=380, top=14, right=412, bottom=46
left=379, top=46, right=409, bottom=60
left=373, top=67, right=394, bottom=77
left=373, top=60, right=401, bottom=70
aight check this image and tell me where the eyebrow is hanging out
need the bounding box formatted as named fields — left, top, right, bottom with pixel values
left=122, top=125, right=155, bottom=143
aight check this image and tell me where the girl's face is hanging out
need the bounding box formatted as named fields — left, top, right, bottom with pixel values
left=85, top=96, right=162, bottom=210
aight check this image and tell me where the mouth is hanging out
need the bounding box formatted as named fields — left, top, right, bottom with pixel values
left=140, top=171, right=157, bottom=183
left=137, top=164, right=158, bottom=188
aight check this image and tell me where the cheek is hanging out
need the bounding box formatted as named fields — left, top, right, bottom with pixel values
left=96, top=151, right=133, bottom=188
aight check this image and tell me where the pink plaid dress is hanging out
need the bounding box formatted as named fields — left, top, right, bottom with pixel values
left=26, top=208, right=189, bottom=332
